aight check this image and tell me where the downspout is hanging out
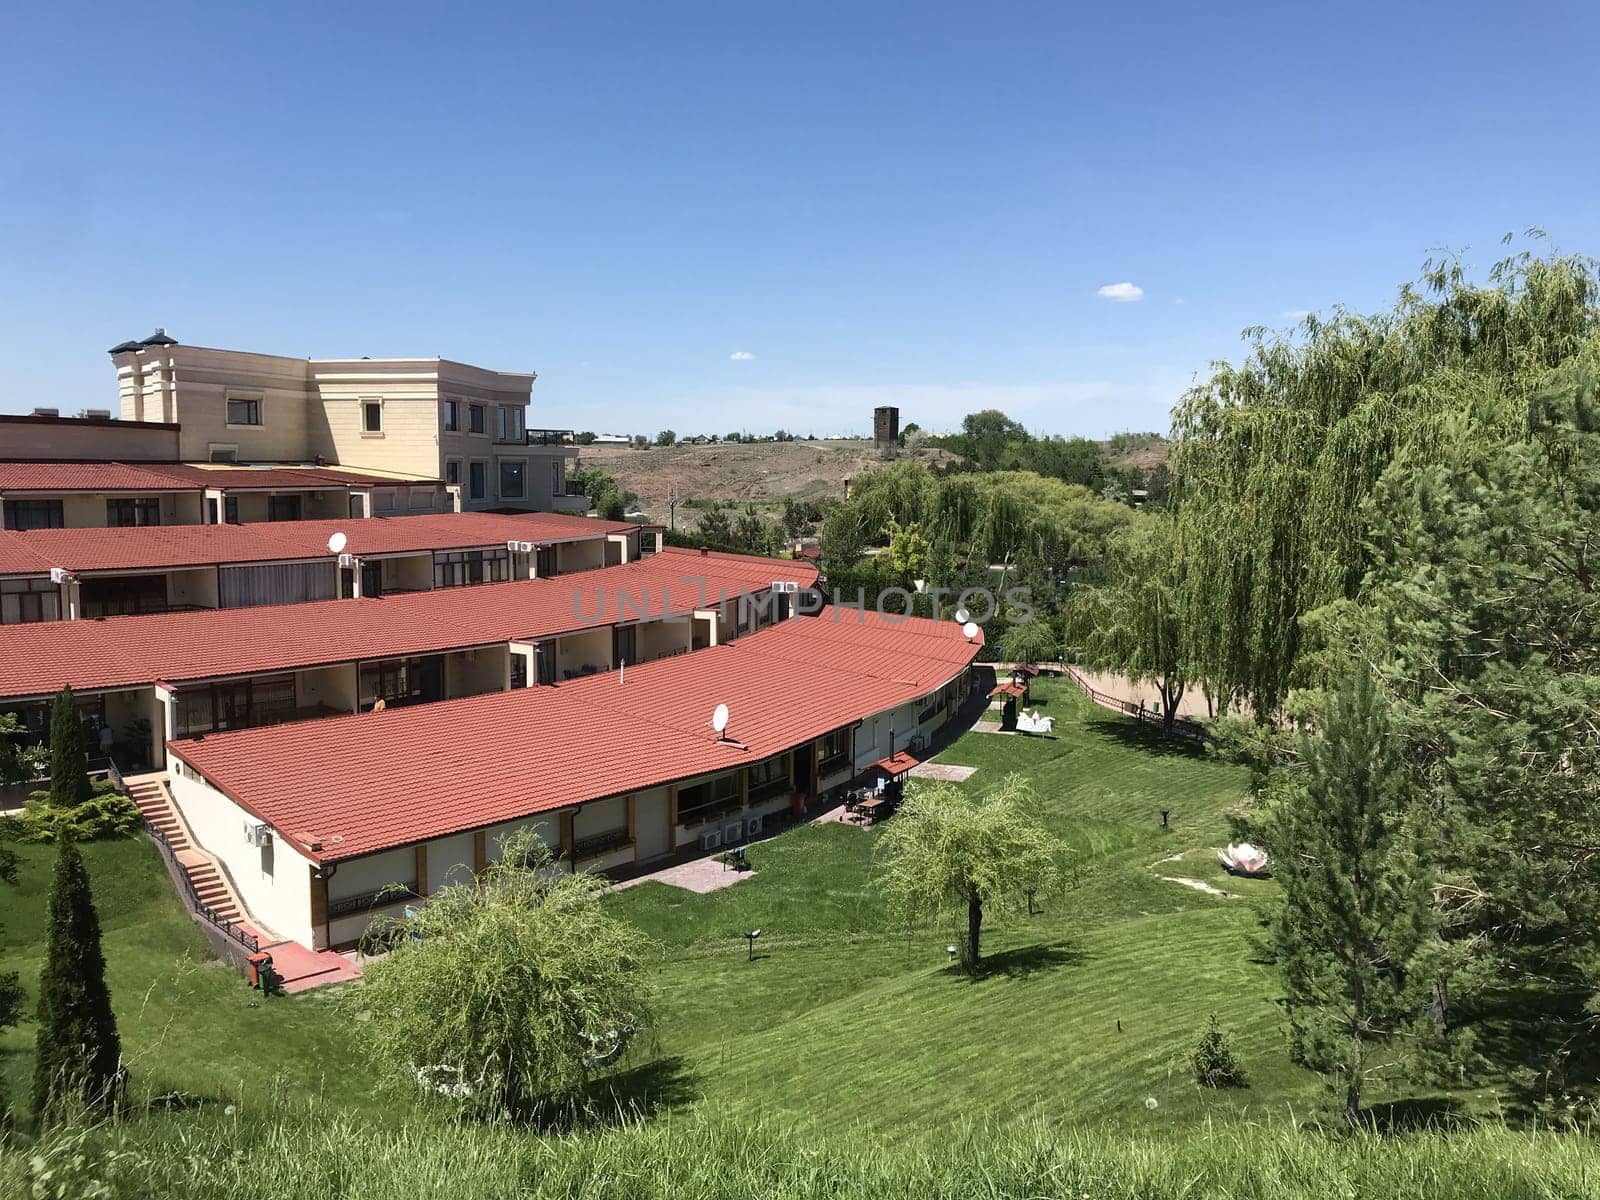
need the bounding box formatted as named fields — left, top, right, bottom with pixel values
left=314, top=863, right=338, bottom=949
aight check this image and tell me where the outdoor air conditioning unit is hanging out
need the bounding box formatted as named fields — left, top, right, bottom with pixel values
left=507, top=539, right=535, bottom=553
left=243, top=821, right=272, bottom=847
left=723, top=821, right=744, bottom=846
left=745, top=814, right=763, bottom=838
left=49, top=567, right=73, bottom=585
left=337, top=553, right=356, bottom=568
left=699, top=830, right=722, bottom=852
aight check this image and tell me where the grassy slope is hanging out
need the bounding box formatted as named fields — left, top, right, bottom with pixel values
left=0, top=680, right=1499, bottom=1132
left=0, top=837, right=372, bottom=1114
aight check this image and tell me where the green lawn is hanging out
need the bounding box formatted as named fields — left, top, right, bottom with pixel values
left=0, top=681, right=1496, bottom=1131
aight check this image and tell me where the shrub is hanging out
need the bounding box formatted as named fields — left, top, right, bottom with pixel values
left=1191, top=1013, right=1246, bottom=1088
left=20, top=781, right=142, bottom=843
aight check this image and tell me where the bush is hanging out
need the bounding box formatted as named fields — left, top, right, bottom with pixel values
left=1191, top=1013, right=1246, bottom=1088
left=19, top=781, right=142, bottom=843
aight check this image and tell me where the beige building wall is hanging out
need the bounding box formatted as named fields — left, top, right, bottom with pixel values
left=0, top=417, right=180, bottom=461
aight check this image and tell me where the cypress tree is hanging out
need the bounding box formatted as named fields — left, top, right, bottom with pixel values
left=32, top=837, right=122, bottom=1123
left=48, top=685, right=93, bottom=808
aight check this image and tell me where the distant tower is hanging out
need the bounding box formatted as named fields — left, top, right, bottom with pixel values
left=873, top=405, right=900, bottom=449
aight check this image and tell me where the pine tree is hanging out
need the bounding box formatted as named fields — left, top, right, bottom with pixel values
left=1265, top=669, right=1437, bottom=1125
left=47, top=685, right=93, bottom=809
left=32, top=837, right=122, bottom=1123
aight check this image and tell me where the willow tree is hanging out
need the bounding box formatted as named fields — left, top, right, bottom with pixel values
left=875, top=775, right=1061, bottom=975
left=352, top=833, right=655, bottom=1123
left=1171, top=242, right=1600, bottom=719
left=1068, top=516, right=1191, bottom=730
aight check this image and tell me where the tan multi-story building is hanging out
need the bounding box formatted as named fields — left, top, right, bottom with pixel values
left=107, top=330, right=583, bottom=513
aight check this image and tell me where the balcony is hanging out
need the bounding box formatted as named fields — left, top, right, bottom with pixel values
left=526, top=428, right=577, bottom=447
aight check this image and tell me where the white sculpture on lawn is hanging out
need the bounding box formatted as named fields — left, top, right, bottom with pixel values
left=1218, top=842, right=1270, bottom=877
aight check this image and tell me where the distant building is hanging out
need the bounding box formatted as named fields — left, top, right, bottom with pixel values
left=873, top=405, right=900, bottom=449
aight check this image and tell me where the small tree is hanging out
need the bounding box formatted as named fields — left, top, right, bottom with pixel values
left=875, top=775, right=1061, bottom=975
left=33, top=837, right=122, bottom=1123
left=352, top=832, right=655, bottom=1122
left=0, top=820, right=20, bottom=1122
left=1265, top=669, right=1437, bottom=1125
left=1191, top=1013, right=1246, bottom=1088
left=655, top=429, right=677, bottom=447
left=48, top=687, right=93, bottom=809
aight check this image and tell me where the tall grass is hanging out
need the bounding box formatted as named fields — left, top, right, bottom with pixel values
left=3, top=1106, right=1596, bottom=1200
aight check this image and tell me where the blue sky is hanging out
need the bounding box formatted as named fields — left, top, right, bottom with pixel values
left=3, top=2, right=1597, bottom=439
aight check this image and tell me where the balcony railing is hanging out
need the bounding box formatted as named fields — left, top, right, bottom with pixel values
left=526, top=428, right=576, bottom=446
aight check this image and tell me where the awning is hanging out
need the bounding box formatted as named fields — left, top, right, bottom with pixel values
left=872, top=751, right=920, bottom=779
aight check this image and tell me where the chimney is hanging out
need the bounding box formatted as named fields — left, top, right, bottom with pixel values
left=699, top=545, right=709, bottom=556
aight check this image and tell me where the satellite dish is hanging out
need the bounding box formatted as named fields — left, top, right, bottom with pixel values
left=954, top=606, right=970, bottom=624
left=962, top=621, right=979, bottom=639
left=327, top=531, right=348, bottom=555
left=711, top=703, right=730, bottom=734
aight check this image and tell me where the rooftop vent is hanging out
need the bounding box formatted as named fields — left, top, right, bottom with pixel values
left=140, top=327, right=178, bottom=347
left=29, top=407, right=60, bottom=418
left=80, top=408, right=112, bottom=420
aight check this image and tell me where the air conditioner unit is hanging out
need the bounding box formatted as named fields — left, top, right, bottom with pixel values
left=507, top=539, right=535, bottom=553
left=780, top=581, right=800, bottom=593
left=49, top=567, right=73, bottom=585
left=337, top=553, right=356, bottom=568
left=745, top=814, right=763, bottom=838
left=243, top=821, right=272, bottom=847
left=723, top=821, right=744, bottom=846
left=699, top=830, right=722, bottom=852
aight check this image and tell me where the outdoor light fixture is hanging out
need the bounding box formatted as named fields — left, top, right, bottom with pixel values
left=913, top=578, right=926, bottom=594
left=946, top=944, right=958, bottom=963
left=1159, top=809, right=1170, bottom=828
left=743, top=929, right=761, bottom=961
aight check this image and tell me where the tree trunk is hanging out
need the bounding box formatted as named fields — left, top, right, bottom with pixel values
left=1343, top=1033, right=1364, bottom=1127
left=965, top=892, right=983, bottom=975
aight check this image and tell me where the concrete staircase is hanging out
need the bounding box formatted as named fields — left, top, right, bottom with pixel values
left=128, top=774, right=249, bottom=931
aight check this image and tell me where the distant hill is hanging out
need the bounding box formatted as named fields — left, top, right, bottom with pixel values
left=579, top=433, right=1168, bottom=528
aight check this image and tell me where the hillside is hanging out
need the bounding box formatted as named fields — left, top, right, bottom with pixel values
left=579, top=434, right=1169, bottom=523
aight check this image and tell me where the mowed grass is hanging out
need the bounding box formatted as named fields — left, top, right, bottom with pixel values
left=0, top=680, right=1487, bottom=1132
left=0, top=836, right=375, bottom=1116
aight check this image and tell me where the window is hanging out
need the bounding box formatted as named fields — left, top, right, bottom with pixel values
left=209, top=444, right=238, bottom=463
left=443, top=400, right=459, bottom=432
left=496, top=406, right=523, bottom=442
left=106, top=497, right=161, bottom=527
left=358, top=655, right=443, bottom=708
left=445, top=460, right=461, bottom=486
left=613, top=624, right=637, bottom=666
left=226, top=395, right=262, bottom=426
left=267, top=495, right=303, bottom=522
left=433, top=548, right=510, bottom=589
left=1, top=577, right=60, bottom=624
left=551, top=459, right=565, bottom=496
left=3, top=499, right=64, bottom=530
left=468, top=404, right=485, bottom=434
left=224, top=496, right=240, bottom=524
left=362, top=401, right=383, bottom=434
left=748, top=754, right=790, bottom=801
left=468, top=461, right=487, bottom=502
left=499, top=460, right=525, bottom=499
left=819, top=727, right=850, bottom=772
left=81, top=574, right=168, bottom=618
left=677, top=772, right=742, bottom=824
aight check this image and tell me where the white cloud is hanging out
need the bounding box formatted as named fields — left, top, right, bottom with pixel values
left=1097, top=281, right=1144, bottom=303
left=729, top=350, right=756, bottom=361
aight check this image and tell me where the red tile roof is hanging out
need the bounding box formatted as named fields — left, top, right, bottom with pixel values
left=0, top=461, right=437, bottom=493
left=169, top=606, right=981, bottom=861
left=0, top=547, right=817, bottom=699
left=0, top=512, right=639, bottom=576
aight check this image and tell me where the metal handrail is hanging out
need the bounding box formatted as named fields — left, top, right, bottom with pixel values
left=142, top=816, right=260, bottom=952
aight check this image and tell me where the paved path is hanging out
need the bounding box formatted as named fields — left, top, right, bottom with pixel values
left=611, top=855, right=753, bottom=894
left=908, top=762, right=977, bottom=782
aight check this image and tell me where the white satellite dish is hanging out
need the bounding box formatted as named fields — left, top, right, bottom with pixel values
left=711, top=703, right=730, bottom=734
left=962, top=621, right=979, bottom=640
left=327, top=531, right=348, bottom=555
left=954, top=606, right=970, bottom=625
